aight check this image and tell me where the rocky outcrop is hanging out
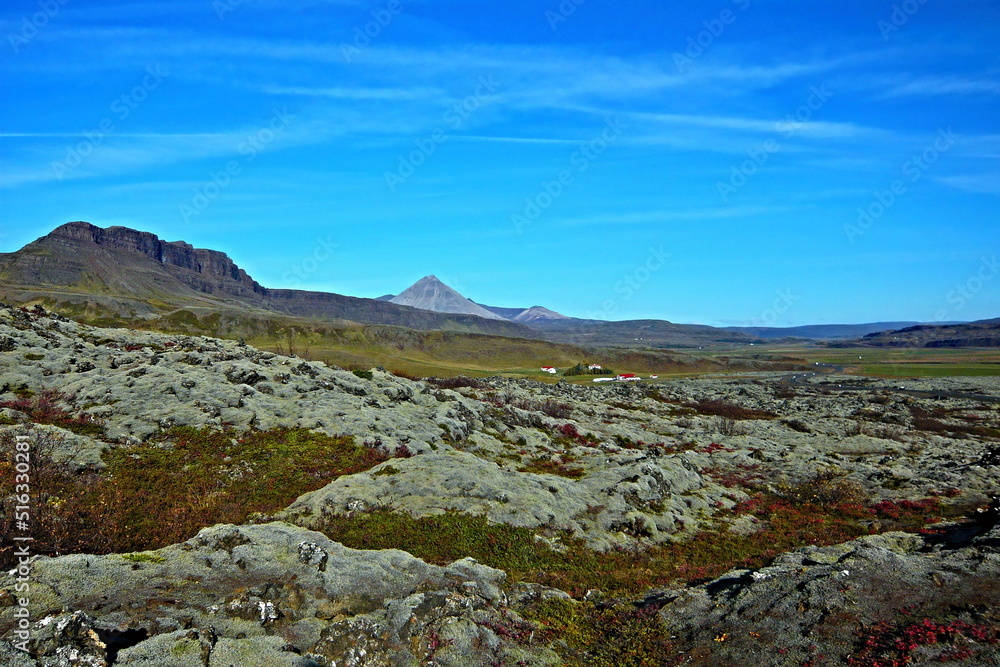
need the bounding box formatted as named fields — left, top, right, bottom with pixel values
left=655, top=523, right=1000, bottom=666
left=282, top=450, right=705, bottom=549
left=0, top=522, right=560, bottom=666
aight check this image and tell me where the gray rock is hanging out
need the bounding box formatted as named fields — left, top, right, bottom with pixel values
left=657, top=528, right=1000, bottom=666
left=281, top=450, right=705, bottom=549
left=0, top=523, right=553, bottom=666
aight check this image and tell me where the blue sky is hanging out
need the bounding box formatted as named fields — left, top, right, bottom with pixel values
left=1, top=0, right=998, bottom=326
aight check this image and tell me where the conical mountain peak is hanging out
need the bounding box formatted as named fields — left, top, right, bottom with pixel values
left=389, top=276, right=507, bottom=320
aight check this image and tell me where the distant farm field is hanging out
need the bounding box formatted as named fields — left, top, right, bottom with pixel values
left=761, top=346, right=1000, bottom=377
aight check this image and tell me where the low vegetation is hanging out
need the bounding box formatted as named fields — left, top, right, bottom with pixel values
left=0, top=427, right=392, bottom=567
left=310, top=475, right=968, bottom=665
left=305, top=466, right=967, bottom=657
left=682, top=398, right=778, bottom=421
left=0, top=388, right=105, bottom=437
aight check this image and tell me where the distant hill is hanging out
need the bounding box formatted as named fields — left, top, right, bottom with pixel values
left=845, top=319, right=1000, bottom=348
left=0, top=222, right=533, bottom=338
left=474, top=303, right=570, bottom=322
left=389, top=276, right=506, bottom=320
left=525, top=317, right=758, bottom=348
left=0, top=222, right=767, bottom=350
left=477, top=304, right=529, bottom=320
left=725, top=322, right=928, bottom=340
left=513, top=306, right=571, bottom=323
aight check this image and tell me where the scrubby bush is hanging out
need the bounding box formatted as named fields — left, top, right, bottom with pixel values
left=427, top=376, right=485, bottom=390
left=714, top=416, right=746, bottom=436
left=563, top=363, right=616, bottom=377
left=683, top=399, right=777, bottom=421
left=775, top=470, right=867, bottom=507
left=0, top=388, right=105, bottom=436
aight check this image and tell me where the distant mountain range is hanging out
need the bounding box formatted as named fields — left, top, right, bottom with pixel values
left=0, top=222, right=531, bottom=338
left=843, top=319, right=1000, bottom=348
left=380, top=276, right=570, bottom=324
left=0, top=222, right=993, bottom=350
left=724, top=322, right=933, bottom=340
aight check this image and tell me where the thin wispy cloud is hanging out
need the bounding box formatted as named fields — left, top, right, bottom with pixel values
left=260, top=86, right=443, bottom=101
left=881, top=76, right=1000, bottom=98
left=933, top=173, right=1000, bottom=194
left=554, top=206, right=809, bottom=227
left=2, top=0, right=997, bottom=323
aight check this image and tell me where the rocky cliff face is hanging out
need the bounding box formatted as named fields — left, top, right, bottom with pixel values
left=48, top=222, right=264, bottom=293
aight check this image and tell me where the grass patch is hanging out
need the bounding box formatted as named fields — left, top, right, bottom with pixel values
left=0, top=427, right=390, bottom=566
left=910, top=406, right=1000, bottom=439
left=313, top=490, right=961, bottom=665
left=522, top=598, right=676, bottom=667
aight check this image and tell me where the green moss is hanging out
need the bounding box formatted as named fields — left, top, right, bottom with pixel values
left=170, top=639, right=198, bottom=655
left=522, top=598, right=675, bottom=666
left=23, top=353, right=45, bottom=361
left=517, top=457, right=585, bottom=479
left=372, top=464, right=400, bottom=477
left=121, top=552, right=167, bottom=564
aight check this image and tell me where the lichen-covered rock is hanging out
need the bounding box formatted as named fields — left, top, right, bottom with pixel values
left=282, top=450, right=705, bottom=549
left=655, top=526, right=1000, bottom=666
left=0, top=523, right=556, bottom=666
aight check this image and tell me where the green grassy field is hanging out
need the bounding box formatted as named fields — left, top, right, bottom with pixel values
left=759, top=345, right=1000, bottom=377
